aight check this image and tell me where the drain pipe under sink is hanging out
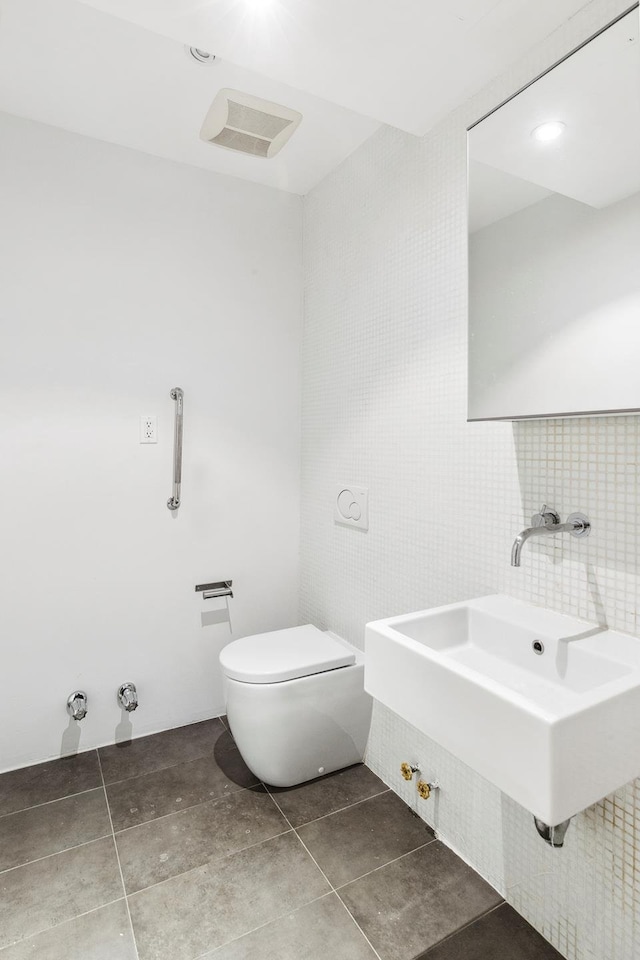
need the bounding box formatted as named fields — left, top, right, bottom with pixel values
left=534, top=816, right=572, bottom=847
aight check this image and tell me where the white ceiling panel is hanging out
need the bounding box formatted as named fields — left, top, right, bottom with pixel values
left=73, top=0, right=595, bottom=134
left=0, top=0, right=380, bottom=195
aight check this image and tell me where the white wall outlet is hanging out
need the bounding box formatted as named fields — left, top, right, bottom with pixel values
left=335, top=484, right=369, bottom=530
left=140, top=415, right=157, bottom=444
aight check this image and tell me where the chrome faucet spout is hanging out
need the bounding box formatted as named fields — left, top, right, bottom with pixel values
left=511, top=507, right=591, bottom=567
left=511, top=522, right=575, bottom=567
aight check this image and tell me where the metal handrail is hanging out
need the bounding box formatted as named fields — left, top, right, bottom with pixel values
left=167, top=387, right=184, bottom=511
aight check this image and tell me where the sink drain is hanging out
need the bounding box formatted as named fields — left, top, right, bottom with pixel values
left=532, top=640, right=545, bottom=655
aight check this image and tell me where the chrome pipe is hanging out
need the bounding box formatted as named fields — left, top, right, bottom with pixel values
left=534, top=816, right=572, bottom=847
left=167, top=387, right=184, bottom=511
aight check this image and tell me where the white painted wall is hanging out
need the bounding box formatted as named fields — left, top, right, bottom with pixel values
left=301, top=2, right=640, bottom=958
left=0, top=113, right=303, bottom=773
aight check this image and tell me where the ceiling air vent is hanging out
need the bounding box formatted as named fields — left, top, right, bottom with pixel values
left=200, top=89, right=302, bottom=159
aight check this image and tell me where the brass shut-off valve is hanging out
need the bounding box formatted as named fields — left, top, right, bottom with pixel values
left=417, top=779, right=438, bottom=800
left=401, top=762, right=439, bottom=799
left=401, top=762, right=419, bottom=781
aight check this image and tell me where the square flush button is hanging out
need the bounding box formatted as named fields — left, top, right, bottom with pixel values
left=335, top=485, right=369, bottom=530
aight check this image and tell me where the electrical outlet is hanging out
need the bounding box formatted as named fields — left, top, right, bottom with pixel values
left=140, top=415, right=157, bottom=443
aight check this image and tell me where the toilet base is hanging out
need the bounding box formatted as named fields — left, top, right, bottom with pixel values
left=225, top=661, right=372, bottom=787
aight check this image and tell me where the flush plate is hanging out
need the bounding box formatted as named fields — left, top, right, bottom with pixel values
left=335, top=484, right=369, bottom=530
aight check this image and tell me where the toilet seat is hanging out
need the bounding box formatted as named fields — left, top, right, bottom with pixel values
left=219, top=624, right=355, bottom=684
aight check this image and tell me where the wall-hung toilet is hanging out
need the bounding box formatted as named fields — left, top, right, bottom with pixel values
left=219, top=625, right=372, bottom=787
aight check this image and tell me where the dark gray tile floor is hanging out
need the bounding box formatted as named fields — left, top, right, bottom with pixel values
left=0, top=717, right=564, bottom=960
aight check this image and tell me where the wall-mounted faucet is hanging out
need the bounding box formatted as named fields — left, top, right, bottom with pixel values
left=511, top=505, right=590, bottom=567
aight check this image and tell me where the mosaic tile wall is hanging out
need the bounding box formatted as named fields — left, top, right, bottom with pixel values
left=300, top=2, right=640, bottom=957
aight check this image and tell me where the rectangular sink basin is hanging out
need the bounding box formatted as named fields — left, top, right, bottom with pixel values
left=365, top=595, right=640, bottom=825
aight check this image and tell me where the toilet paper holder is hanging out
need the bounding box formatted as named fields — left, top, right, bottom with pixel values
left=195, top=580, right=233, bottom=600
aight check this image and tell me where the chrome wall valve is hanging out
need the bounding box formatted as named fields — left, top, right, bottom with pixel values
left=118, top=682, right=139, bottom=712
left=66, top=691, right=88, bottom=721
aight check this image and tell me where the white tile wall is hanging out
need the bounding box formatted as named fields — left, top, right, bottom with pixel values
left=301, top=1, right=640, bottom=957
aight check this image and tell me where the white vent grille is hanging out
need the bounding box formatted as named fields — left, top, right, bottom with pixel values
left=200, top=89, right=302, bottom=159
left=210, top=128, right=272, bottom=158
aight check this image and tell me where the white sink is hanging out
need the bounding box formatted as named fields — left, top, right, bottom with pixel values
left=365, top=595, right=640, bottom=825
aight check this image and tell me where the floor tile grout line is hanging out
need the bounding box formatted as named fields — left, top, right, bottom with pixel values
left=267, top=783, right=438, bottom=894
left=334, top=838, right=438, bottom=892
left=0, top=715, right=228, bottom=805
left=124, top=827, right=296, bottom=899
left=0, top=896, right=129, bottom=954
left=266, top=787, right=385, bottom=960
left=270, top=786, right=391, bottom=830
left=330, top=836, right=448, bottom=960
left=263, top=790, right=296, bottom=835
left=100, top=724, right=230, bottom=789
left=291, top=833, right=335, bottom=893
left=1, top=747, right=372, bottom=826
left=414, top=900, right=507, bottom=958
left=264, top=791, right=340, bottom=898
left=3, top=743, right=502, bottom=960
left=102, top=756, right=224, bottom=791
left=0, top=770, right=103, bottom=821
left=129, top=777, right=436, bottom=956
left=97, top=752, right=141, bottom=960
left=189, top=891, right=338, bottom=960
left=334, top=889, right=384, bottom=960
left=111, top=781, right=265, bottom=837
left=269, top=792, right=339, bottom=899
left=0, top=832, right=114, bottom=877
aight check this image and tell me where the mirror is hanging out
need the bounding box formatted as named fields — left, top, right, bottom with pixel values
left=468, top=7, right=640, bottom=421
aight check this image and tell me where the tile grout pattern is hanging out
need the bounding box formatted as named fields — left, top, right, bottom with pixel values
left=0, top=721, right=383, bottom=955
left=299, top=1, right=639, bottom=958
left=0, top=717, right=560, bottom=960
left=192, top=891, right=337, bottom=960
left=263, top=781, right=497, bottom=960
left=263, top=788, right=386, bottom=960
left=0, top=834, right=113, bottom=878
left=97, top=749, right=140, bottom=958
left=0, top=785, right=103, bottom=820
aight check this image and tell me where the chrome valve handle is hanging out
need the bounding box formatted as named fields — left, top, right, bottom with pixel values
left=118, top=682, right=139, bottom=712
left=66, top=691, right=88, bottom=721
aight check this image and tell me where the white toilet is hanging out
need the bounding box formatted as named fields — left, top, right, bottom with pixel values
left=219, top=624, right=372, bottom=787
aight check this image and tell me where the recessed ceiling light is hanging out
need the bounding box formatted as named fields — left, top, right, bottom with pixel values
left=531, top=121, right=566, bottom=142
left=186, top=46, right=216, bottom=64
left=244, top=0, right=276, bottom=12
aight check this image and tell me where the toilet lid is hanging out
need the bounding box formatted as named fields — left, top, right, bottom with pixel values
left=219, top=624, right=355, bottom=684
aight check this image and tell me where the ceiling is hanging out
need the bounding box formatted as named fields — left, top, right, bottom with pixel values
left=0, top=0, right=607, bottom=196
left=470, top=9, right=640, bottom=211
left=0, top=0, right=380, bottom=195
left=74, top=0, right=594, bottom=135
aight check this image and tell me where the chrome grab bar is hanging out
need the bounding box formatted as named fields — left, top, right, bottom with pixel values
left=167, top=387, right=184, bottom=511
